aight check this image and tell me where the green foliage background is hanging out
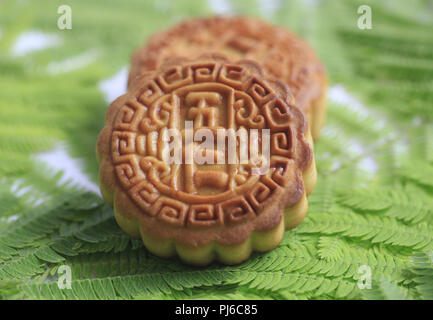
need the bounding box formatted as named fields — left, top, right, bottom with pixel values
left=0, top=0, right=433, bottom=300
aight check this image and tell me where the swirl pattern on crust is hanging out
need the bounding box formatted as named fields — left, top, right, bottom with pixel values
left=127, top=16, right=327, bottom=139
left=97, top=55, right=315, bottom=264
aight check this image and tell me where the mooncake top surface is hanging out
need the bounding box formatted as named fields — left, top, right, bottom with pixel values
left=97, top=55, right=313, bottom=245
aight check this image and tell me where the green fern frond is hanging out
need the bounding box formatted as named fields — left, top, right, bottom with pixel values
left=19, top=268, right=360, bottom=300
left=410, top=252, right=433, bottom=300
left=318, top=236, right=346, bottom=262
left=307, top=175, right=335, bottom=214
left=338, top=186, right=433, bottom=223
left=297, top=211, right=433, bottom=250
left=361, top=277, right=411, bottom=300
left=399, top=160, right=433, bottom=188
left=20, top=269, right=236, bottom=300
left=338, top=189, right=392, bottom=211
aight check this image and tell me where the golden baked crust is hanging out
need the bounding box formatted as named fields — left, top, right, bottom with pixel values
left=97, top=55, right=316, bottom=265
left=128, top=16, right=327, bottom=139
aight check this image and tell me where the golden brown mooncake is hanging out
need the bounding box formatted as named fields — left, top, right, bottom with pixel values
left=97, top=55, right=317, bottom=265
left=128, top=16, right=327, bottom=140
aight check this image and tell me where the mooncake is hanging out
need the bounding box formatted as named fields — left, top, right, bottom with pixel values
left=97, top=55, right=316, bottom=265
left=128, top=16, right=327, bottom=140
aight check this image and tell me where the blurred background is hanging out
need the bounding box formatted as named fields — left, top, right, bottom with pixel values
left=0, top=0, right=433, bottom=300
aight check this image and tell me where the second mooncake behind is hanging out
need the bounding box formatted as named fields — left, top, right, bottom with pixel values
left=128, top=16, right=327, bottom=140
